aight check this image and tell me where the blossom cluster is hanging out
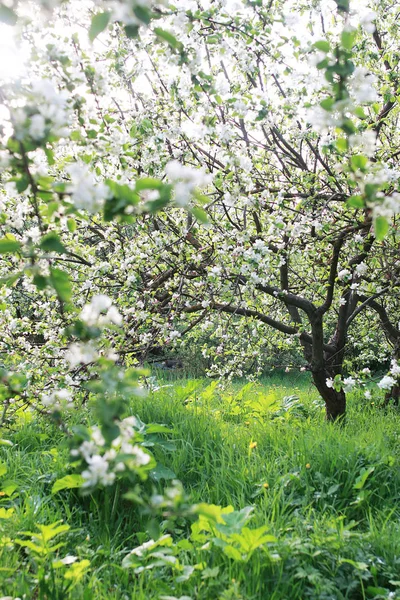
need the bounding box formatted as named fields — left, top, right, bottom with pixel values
left=378, top=360, right=400, bottom=391
left=41, top=388, right=74, bottom=412
left=10, top=79, right=71, bottom=143
left=71, top=418, right=152, bottom=489
left=80, top=294, right=122, bottom=327
left=66, top=164, right=112, bottom=214
left=165, top=160, right=212, bottom=207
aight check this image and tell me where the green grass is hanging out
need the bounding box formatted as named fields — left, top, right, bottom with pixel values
left=1, top=375, right=400, bottom=599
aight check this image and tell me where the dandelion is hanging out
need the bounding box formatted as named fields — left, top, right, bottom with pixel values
left=263, top=482, right=269, bottom=489
left=249, top=441, right=257, bottom=449
left=305, top=463, right=311, bottom=469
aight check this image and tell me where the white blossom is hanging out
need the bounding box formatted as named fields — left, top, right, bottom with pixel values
left=343, top=376, right=356, bottom=392
left=82, top=455, right=116, bottom=488
left=359, top=11, right=376, bottom=34
left=390, top=360, right=400, bottom=377
left=165, top=160, right=212, bottom=207
left=41, top=388, right=73, bottom=412
left=66, top=163, right=111, bottom=213
left=378, top=375, right=396, bottom=390
left=338, top=269, right=351, bottom=281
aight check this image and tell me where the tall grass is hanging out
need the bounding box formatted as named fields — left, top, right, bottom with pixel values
left=1, top=375, right=400, bottom=599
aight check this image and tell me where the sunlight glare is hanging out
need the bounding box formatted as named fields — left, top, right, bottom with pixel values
left=0, top=24, right=26, bottom=80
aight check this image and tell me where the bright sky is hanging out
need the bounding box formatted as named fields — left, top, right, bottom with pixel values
left=0, top=24, right=27, bottom=80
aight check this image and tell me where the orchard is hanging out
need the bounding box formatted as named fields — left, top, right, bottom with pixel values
left=0, top=0, right=400, bottom=598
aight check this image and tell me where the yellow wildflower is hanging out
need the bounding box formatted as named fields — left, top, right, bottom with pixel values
left=249, top=441, right=257, bottom=449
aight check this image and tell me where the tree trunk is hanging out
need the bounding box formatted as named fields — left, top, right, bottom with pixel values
left=312, top=369, right=346, bottom=421
left=385, top=383, right=400, bottom=406
left=385, top=339, right=400, bottom=406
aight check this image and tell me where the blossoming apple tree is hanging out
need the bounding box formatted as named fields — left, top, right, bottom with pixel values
left=0, top=0, right=399, bottom=437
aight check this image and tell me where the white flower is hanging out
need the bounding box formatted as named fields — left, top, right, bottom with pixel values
left=209, top=266, right=222, bottom=277
left=364, top=390, right=372, bottom=399
left=82, top=455, right=116, bottom=488
left=339, top=298, right=347, bottom=306
left=80, top=295, right=122, bottom=327
left=390, top=360, right=400, bottom=377
left=60, top=555, right=78, bottom=565
left=238, top=155, right=252, bottom=172
left=378, top=375, right=396, bottom=390
left=343, top=376, right=356, bottom=392
left=29, top=114, right=46, bottom=140
left=65, top=342, right=98, bottom=368
left=169, top=330, right=181, bottom=340
left=338, top=269, right=351, bottom=281
left=349, top=130, right=377, bottom=158
left=371, top=193, right=400, bottom=221
left=106, top=305, right=123, bottom=326
left=165, top=160, right=212, bottom=207
left=355, top=262, right=368, bottom=276
left=326, top=377, right=334, bottom=388
left=350, top=67, right=378, bottom=104
left=92, top=295, right=112, bottom=312
left=131, top=445, right=151, bottom=466
left=66, top=163, right=111, bottom=213
left=359, top=11, right=376, bottom=34
left=41, top=388, right=73, bottom=412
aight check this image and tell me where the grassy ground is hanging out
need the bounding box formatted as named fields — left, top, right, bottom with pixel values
left=1, top=374, right=400, bottom=599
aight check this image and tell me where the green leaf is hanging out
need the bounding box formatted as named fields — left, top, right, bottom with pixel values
left=67, top=218, right=77, bottom=233
left=223, top=545, right=243, bottom=561
left=104, top=180, right=139, bottom=221
left=353, top=466, right=375, bottom=490
left=350, top=154, right=368, bottom=171
left=0, top=507, right=14, bottom=519
left=0, top=272, right=22, bottom=287
left=314, top=40, right=330, bottom=53
left=191, top=206, right=208, bottom=223
left=0, top=4, right=17, bottom=25
left=89, top=11, right=111, bottom=42
left=0, top=237, right=21, bottom=254
left=124, top=24, right=140, bottom=38
left=49, top=268, right=72, bottom=302
left=335, top=0, right=350, bottom=13
left=347, top=195, right=364, bottom=209
left=0, top=439, right=13, bottom=447
left=374, top=215, right=389, bottom=241
left=320, top=97, right=335, bottom=111
left=52, top=474, right=84, bottom=494
left=135, top=177, right=163, bottom=191
left=154, top=28, right=182, bottom=50
left=216, top=506, right=254, bottom=535
left=133, top=5, right=151, bottom=24
left=33, top=274, right=48, bottom=291
left=354, top=106, right=368, bottom=119
left=0, top=461, right=7, bottom=477
left=336, top=137, right=348, bottom=152
left=40, top=232, right=67, bottom=254
left=16, top=174, right=30, bottom=193
left=341, top=29, right=356, bottom=50
left=149, top=463, right=176, bottom=481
